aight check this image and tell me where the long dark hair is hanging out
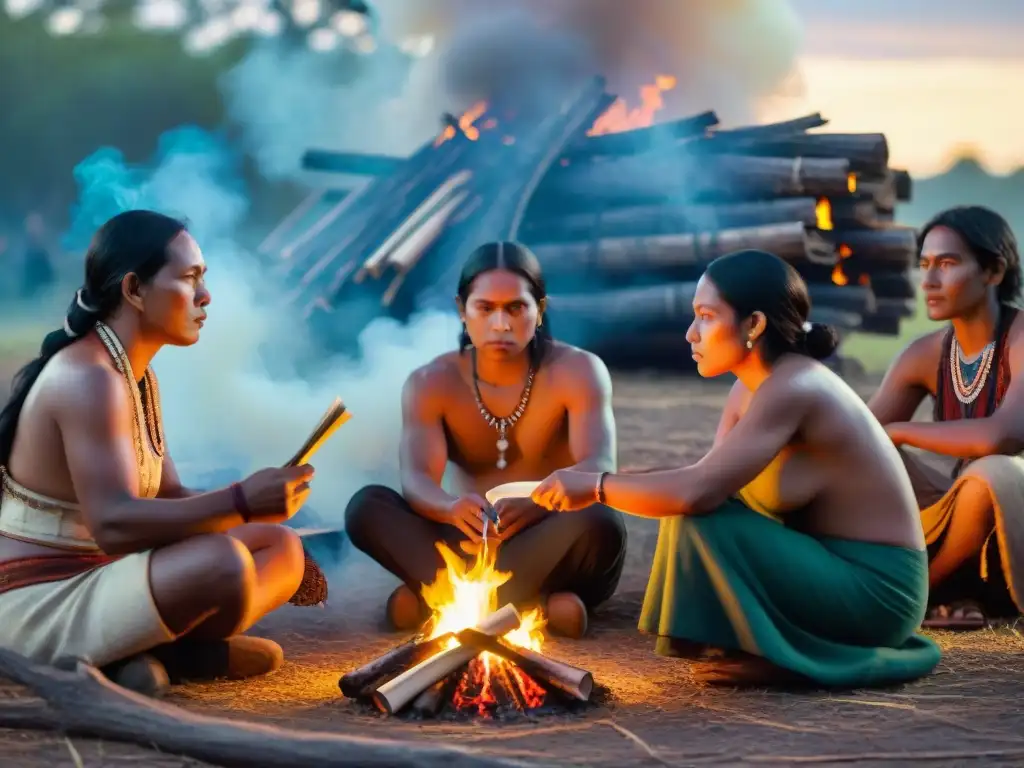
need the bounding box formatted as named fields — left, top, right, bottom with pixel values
left=0, top=210, right=187, bottom=468
left=704, top=249, right=839, bottom=362
left=456, top=241, right=553, bottom=368
left=919, top=205, right=1021, bottom=305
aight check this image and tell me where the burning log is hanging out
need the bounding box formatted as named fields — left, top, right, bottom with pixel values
left=339, top=634, right=453, bottom=699
left=531, top=221, right=835, bottom=276
left=690, top=132, right=889, bottom=175
left=411, top=671, right=463, bottom=717
left=831, top=226, right=918, bottom=268
left=522, top=198, right=822, bottom=241
left=372, top=604, right=521, bottom=715
left=455, top=629, right=593, bottom=702
left=539, top=154, right=853, bottom=205
left=565, top=110, right=719, bottom=157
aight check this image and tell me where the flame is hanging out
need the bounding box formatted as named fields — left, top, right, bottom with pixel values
left=847, top=173, right=857, bottom=193
left=815, top=198, right=833, bottom=231
left=587, top=74, right=677, bottom=136
left=831, top=244, right=854, bottom=286
left=420, top=542, right=547, bottom=714
left=435, top=101, right=490, bottom=147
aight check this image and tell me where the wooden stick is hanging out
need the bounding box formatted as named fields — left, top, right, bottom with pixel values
left=339, top=634, right=450, bottom=699
left=530, top=221, right=835, bottom=273
left=539, top=154, right=852, bottom=205
left=522, top=198, right=820, bottom=241
left=455, top=629, right=593, bottom=702
left=410, top=668, right=463, bottom=717
left=0, top=650, right=528, bottom=768
left=372, top=604, right=521, bottom=715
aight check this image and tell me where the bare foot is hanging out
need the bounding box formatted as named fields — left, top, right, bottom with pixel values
left=921, top=601, right=987, bottom=631
left=545, top=592, right=588, bottom=639
left=102, top=653, right=170, bottom=698
left=691, top=652, right=814, bottom=688
left=386, top=584, right=428, bottom=632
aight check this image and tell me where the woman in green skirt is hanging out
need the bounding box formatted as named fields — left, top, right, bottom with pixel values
left=531, top=249, right=941, bottom=688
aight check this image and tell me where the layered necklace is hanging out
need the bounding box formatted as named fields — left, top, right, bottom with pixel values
left=95, top=321, right=165, bottom=459
left=950, top=335, right=995, bottom=406
left=471, top=348, right=535, bottom=470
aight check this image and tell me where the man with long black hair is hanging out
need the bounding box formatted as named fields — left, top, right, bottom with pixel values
left=870, top=205, right=1024, bottom=629
left=345, top=241, right=626, bottom=637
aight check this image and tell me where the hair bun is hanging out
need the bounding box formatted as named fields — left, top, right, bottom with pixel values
left=802, top=322, right=840, bottom=360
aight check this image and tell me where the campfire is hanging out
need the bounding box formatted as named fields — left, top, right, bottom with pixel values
left=339, top=542, right=594, bottom=719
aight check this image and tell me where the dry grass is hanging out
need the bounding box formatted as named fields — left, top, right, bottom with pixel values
left=2, top=371, right=1024, bottom=766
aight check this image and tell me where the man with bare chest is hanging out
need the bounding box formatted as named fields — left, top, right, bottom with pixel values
left=345, top=242, right=627, bottom=637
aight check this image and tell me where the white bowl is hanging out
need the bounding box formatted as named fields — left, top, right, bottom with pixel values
left=485, top=480, right=542, bottom=506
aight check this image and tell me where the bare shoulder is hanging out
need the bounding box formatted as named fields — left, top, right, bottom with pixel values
left=891, top=328, right=946, bottom=371
left=545, top=342, right=612, bottom=392
left=402, top=351, right=462, bottom=408
left=43, top=341, right=128, bottom=421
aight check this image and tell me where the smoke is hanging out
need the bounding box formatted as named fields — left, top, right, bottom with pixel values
left=377, top=0, right=805, bottom=123
left=220, top=1, right=805, bottom=182
left=40, top=0, right=805, bottom=585
left=66, top=127, right=458, bottom=543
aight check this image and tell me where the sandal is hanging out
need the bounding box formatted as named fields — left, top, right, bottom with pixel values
left=921, top=600, right=988, bottom=631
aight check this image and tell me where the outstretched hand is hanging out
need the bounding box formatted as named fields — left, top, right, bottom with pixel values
left=531, top=469, right=600, bottom=513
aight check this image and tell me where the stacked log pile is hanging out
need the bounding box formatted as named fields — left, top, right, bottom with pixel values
left=262, top=78, right=916, bottom=368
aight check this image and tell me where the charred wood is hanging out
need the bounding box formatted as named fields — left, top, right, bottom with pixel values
left=455, top=629, right=594, bottom=702
left=339, top=634, right=450, bottom=699
left=540, top=154, right=852, bottom=205
left=303, top=149, right=404, bottom=177
left=708, top=113, right=828, bottom=140
left=690, top=132, right=888, bottom=175
left=832, top=226, right=919, bottom=268
left=565, top=110, right=719, bottom=157
left=522, top=198, right=820, bottom=241
left=531, top=221, right=835, bottom=276
left=547, top=282, right=873, bottom=338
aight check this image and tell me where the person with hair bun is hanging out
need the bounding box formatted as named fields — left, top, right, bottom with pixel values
left=532, top=249, right=941, bottom=688
left=870, top=205, right=1024, bottom=630
left=0, top=210, right=322, bottom=697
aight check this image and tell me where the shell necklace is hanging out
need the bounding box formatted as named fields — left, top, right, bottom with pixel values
left=950, top=335, right=995, bottom=406
left=471, top=348, right=535, bottom=470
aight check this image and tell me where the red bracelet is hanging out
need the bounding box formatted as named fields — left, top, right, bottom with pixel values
left=230, top=482, right=252, bottom=522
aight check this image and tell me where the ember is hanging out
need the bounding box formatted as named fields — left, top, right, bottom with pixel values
left=420, top=542, right=548, bottom=716
left=338, top=543, right=595, bottom=720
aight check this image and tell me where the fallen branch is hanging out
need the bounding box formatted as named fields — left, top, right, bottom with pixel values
left=0, top=649, right=541, bottom=768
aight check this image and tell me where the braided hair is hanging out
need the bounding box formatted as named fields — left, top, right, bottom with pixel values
left=919, top=205, right=1021, bottom=305
left=0, top=210, right=187, bottom=467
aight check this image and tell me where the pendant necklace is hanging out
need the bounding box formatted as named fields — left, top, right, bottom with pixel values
left=471, top=347, right=535, bottom=470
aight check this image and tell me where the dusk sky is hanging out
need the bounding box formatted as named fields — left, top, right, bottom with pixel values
left=769, top=0, right=1024, bottom=176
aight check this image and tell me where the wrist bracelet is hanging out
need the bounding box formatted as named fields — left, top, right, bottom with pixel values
left=596, top=471, right=609, bottom=504
left=230, top=482, right=252, bottom=522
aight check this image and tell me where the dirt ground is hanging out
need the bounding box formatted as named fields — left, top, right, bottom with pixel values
left=3, top=372, right=1024, bottom=767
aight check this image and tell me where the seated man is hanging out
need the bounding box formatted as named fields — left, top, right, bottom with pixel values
left=0, top=210, right=320, bottom=696
left=345, top=241, right=627, bottom=638
left=531, top=249, right=941, bottom=689
left=869, top=205, right=1024, bottom=629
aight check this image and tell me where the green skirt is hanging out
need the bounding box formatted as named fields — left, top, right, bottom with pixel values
left=639, top=499, right=942, bottom=688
